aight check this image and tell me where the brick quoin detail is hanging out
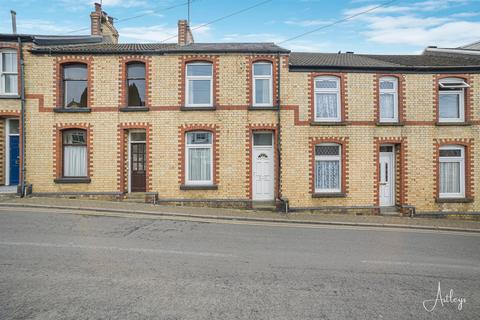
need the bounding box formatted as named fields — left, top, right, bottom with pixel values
left=308, top=73, right=348, bottom=123
left=0, top=43, right=22, bottom=93
left=53, top=123, right=93, bottom=179
left=433, top=138, right=474, bottom=200
left=178, top=124, right=220, bottom=186
left=309, top=137, right=349, bottom=195
left=245, top=124, right=278, bottom=199
left=373, top=137, right=409, bottom=208
left=178, top=56, right=220, bottom=107
left=53, top=56, right=94, bottom=108
left=117, top=123, right=153, bottom=193
left=246, top=56, right=279, bottom=106
left=434, top=74, right=473, bottom=123
left=373, top=74, right=406, bottom=123
left=118, top=56, right=152, bottom=108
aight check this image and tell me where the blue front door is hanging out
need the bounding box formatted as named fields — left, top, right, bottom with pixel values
left=9, top=135, right=19, bottom=185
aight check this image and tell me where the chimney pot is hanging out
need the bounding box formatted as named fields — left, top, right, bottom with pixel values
left=95, top=2, right=102, bottom=12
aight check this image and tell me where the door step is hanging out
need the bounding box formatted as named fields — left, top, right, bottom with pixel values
left=380, top=206, right=400, bottom=215
left=252, top=200, right=277, bottom=211
left=123, top=192, right=158, bottom=204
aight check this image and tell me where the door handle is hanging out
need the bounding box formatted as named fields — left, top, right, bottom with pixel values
left=380, top=182, right=387, bottom=186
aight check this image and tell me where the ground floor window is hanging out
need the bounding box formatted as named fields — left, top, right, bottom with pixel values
left=315, top=143, right=341, bottom=193
left=63, top=129, right=87, bottom=177
left=439, top=145, right=465, bottom=198
left=186, top=131, right=212, bottom=185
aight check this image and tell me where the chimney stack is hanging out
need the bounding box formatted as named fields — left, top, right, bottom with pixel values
left=90, top=2, right=119, bottom=44
left=178, top=20, right=194, bottom=46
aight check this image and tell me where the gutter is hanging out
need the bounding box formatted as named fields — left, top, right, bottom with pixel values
left=17, top=36, right=27, bottom=197
left=288, top=65, right=480, bottom=73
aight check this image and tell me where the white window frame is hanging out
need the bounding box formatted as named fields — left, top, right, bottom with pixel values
left=314, top=143, right=341, bottom=193
left=0, top=49, right=18, bottom=95
left=314, top=76, right=341, bottom=122
left=379, top=76, right=398, bottom=122
left=252, top=62, right=273, bottom=107
left=439, top=145, right=465, bottom=199
left=185, top=62, right=213, bottom=107
left=438, top=78, right=468, bottom=123
left=185, top=131, right=213, bottom=186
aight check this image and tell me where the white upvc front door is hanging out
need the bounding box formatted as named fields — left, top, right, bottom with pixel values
left=379, top=147, right=395, bottom=206
left=252, top=133, right=274, bottom=201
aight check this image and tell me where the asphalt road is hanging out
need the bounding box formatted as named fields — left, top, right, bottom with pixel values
left=0, top=207, right=479, bottom=320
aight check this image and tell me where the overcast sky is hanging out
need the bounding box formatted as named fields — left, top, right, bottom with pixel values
left=0, top=0, right=479, bottom=53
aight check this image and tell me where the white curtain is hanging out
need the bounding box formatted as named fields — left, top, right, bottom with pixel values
left=316, top=93, right=338, bottom=119
left=189, top=80, right=211, bottom=105
left=316, top=160, right=339, bottom=190
left=255, top=79, right=270, bottom=104
left=188, top=148, right=211, bottom=181
left=64, top=146, right=87, bottom=177
left=380, top=93, right=394, bottom=119
left=440, top=162, right=460, bottom=194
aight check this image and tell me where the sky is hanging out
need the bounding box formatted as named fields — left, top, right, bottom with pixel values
left=0, top=0, right=479, bottom=54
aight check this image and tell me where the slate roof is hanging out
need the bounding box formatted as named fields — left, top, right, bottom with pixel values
left=29, top=42, right=290, bottom=54
left=289, top=52, right=480, bottom=71
left=460, top=41, right=480, bottom=50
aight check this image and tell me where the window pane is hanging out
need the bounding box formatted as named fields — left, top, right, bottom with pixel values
left=380, top=81, right=395, bottom=90
left=130, top=132, right=146, bottom=142
left=127, top=63, right=145, bottom=79
left=187, top=64, right=212, bottom=76
left=316, top=93, right=338, bottom=119
left=63, top=64, right=87, bottom=80
left=440, top=149, right=461, bottom=157
left=9, top=120, right=19, bottom=134
left=316, top=160, right=340, bottom=190
left=65, top=80, right=88, bottom=108
left=63, top=130, right=86, bottom=145
left=187, top=132, right=212, bottom=144
left=315, top=145, right=340, bottom=156
left=188, top=79, right=211, bottom=105
left=380, top=93, right=395, bottom=119
left=188, top=147, right=211, bottom=181
left=440, top=162, right=460, bottom=194
left=255, top=79, right=270, bottom=104
left=253, top=63, right=271, bottom=76
left=64, top=146, right=87, bottom=177
left=4, top=74, right=18, bottom=94
left=253, top=133, right=272, bottom=146
left=380, top=146, right=393, bottom=153
left=2, top=52, right=17, bottom=72
left=316, top=79, right=337, bottom=89
left=127, top=79, right=145, bottom=106
left=439, top=94, right=460, bottom=118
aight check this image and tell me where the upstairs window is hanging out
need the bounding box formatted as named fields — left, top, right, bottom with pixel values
left=1, top=50, right=18, bottom=95
left=315, top=143, right=341, bottom=193
left=253, top=62, right=273, bottom=106
left=63, top=129, right=87, bottom=178
left=185, top=131, right=213, bottom=185
left=439, top=145, right=465, bottom=198
left=63, top=64, right=88, bottom=109
left=379, top=76, right=398, bottom=122
left=314, top=76, right=341, bottom=122
left=186, top=63, right=213, bottom=107
left=438, top=77, right=469, bottom=123
left=126, top=62, right=146, bottom=107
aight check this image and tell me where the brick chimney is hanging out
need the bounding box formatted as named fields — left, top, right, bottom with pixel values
left=90, top=2, right=119, bottom=44
left=178, top=20, right=194, bottom=46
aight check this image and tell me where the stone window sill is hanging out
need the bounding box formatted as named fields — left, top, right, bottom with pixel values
left=180, top=106, right=216, bottom=111
left=435, top=197, right=473, bottom=203
left=435, top=121, right=471, bottom=126
left=180, top=184, right=218, bottom=190
left=248, top=105, right=279, bottom=111
left=54, top=177, right=91, bottom=184
left=54, top=108, right=91, bottom=113
left=310, top=121, right=347, bottom=126
left=312, top=192, right=346, bottom=198
left=0, top=95, right=20, bottom=99
left=376, top=122, right=405, bottom=126
left=119, top=107, right=149, bottom=112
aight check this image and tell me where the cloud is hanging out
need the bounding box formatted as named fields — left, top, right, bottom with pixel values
left=119, top=23, right=211, bottom=43
left=284, top=19, right=333, bottom=27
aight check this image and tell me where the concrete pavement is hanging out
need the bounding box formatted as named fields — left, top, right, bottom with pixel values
left=0, top=206, right=479, bottom=319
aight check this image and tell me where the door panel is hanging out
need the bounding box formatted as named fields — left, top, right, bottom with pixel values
left=131, top=142, right=146, bottom=192
left=252, top=146, right=274, bottom=201
left=379, top=152, right=394, bottom=206
left=9, top=135, right=19, bottom=185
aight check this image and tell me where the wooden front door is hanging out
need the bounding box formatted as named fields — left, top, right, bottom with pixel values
left=130, top=142, right=146, bottom=192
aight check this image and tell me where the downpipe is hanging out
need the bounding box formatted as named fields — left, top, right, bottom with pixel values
left=17, top=36, right=27, bottom=197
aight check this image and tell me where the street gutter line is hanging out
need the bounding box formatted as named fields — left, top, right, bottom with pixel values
left=362, top=260, right=480, bottom=271
left=1, top=205, right=480, bottom=236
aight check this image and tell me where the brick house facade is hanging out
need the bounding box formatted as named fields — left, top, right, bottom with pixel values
left=1, top=3, right=480, bottom=214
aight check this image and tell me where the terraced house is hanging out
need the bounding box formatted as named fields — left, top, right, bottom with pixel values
left=1, top=3, right=480, bottom=214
